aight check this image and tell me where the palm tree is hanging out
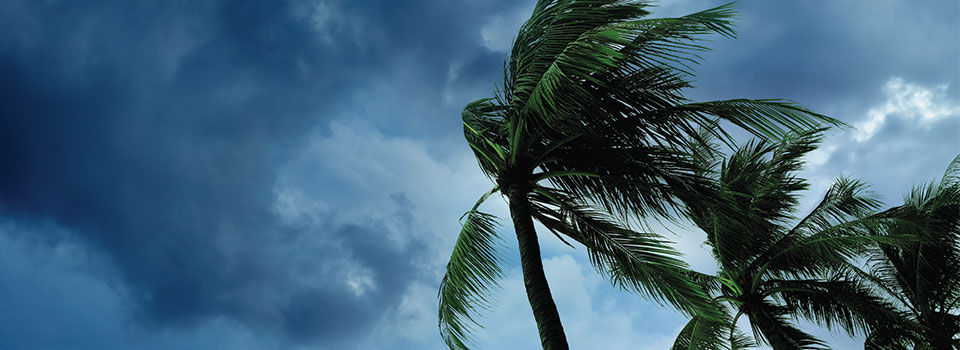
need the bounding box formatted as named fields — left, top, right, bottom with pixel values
left=861, top=155, right=960, bottom=350
left=437, top=2, right=837, bottom=349
left=673, top=129, right=902, bottom=349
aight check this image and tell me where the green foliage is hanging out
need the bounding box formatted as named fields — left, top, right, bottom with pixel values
left=439, top=205, right=504, bottom=349
left=442, top=1, right=840, bottom=348
left=671, top=312, right=757, bottom=350
left=676, top=130, right=905, bottom=349
left=862, top=155, right=960, bottom=349
left=530, top=187, right=717, bottom=318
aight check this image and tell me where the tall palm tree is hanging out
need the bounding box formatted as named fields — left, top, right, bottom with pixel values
left=673, top=129, right=902, bottom=349
left=437, top=2, right=837, bottom=349
left=861, top=155, right=960, bottom=350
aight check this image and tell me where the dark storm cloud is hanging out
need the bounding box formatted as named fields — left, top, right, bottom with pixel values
left=0, top=208, right=428, bottom=349
left=679, top=0, right=959, bottom=109
left=279, top=221, right=428, bottom=342
left=0, top=0, right=514, bottom=347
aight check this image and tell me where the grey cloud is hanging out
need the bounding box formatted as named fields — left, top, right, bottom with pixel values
left=681, top=0, right=958, bottom=109
left=0, top=0, right=510, bottom=347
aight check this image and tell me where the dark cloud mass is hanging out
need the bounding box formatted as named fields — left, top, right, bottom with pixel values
left=682, top=0, right=959, bottom=107
left=0, top=0, right=502, bottom=347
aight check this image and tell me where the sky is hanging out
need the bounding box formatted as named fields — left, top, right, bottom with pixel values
left=0, top=0, right=957, bottom=349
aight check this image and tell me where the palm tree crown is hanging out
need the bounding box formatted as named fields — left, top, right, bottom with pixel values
left=674, top=129, right=901, bottom=349
left=439, top=2, right=838, bottom=349
left=862, top=155, right=960, bottom=350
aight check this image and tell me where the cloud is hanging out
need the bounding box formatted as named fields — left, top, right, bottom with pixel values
left=288, top=0, right=369, bottom=48
left=479, top=1, right=535, bottom=52
left=274, top=119, right=513, bottom=347
left=0, top=193, right=435, bottom=349
left=276, top=120, right=499, bottom=252
left=0, top=219, right=294, bottom=350
left=0, top=0, right=510, bottom=347
left=798, top=77, right=960, bottom=207
left=678, top=0, right=958, bottom=108
left=854, top=77, right=960, bottom=142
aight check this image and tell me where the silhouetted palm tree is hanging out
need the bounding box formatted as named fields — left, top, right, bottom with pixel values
left=673, top=129, right=901, bottom=349
left=438, top=2, right=837, bottom=349
left=862, top=155, right=960, bottom=350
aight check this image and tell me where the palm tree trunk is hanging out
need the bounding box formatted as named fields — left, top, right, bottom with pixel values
left=507, top=188, right=569, bottom=350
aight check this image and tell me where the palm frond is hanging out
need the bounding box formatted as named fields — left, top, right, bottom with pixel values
left=877, top=169, right=960, bottom=312
left=729, top=327, right=758, bottom=350
left=859, top=154, right=960, bottom=349
left=757, top=225, right=911, bottom=282
left=462, top=98, right=508, bottom=178
left=528, top=188, right=718, bottom=318
left=671, top=314, right=734, bottom=350
left=509, top=2, right=705, bottom=120
left=671, top=99, right=839, bottom=141
left=439, top=209, right=504, bottom=349
left=687, top=270, right=723, bottom=296
left=864, top=330, right=916, bottom=350
left=745, top=301, right=828, bottom=350
left=785, top=177, right=882, bottom=238
left=671, top=306, right=759, bottom=350
left=538, top=138, right=715, bottom=220
left=507, top=2, right=835, bottom=144
left=939, top=154, right=960, bottom=188
left=766, top=277, right=904, bottom=336
left=687, top=129, right=829, bottom=270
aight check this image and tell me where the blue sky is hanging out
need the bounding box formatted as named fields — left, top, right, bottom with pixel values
left=0, top=0, right=957, bottom=349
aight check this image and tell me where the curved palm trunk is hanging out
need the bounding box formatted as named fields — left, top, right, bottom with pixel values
left=507, top=189, right=569, bottom=350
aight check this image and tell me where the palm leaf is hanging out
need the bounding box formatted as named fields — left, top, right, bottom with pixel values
left=671, top=100, right=838, bottom=141
left=671, top=310, right=757, bottom=350
left=462, top=99, right=508, bottom=178
left=860, top=155, right=960, bottom=348
left=671, top=315, right=730, bottom=350
left=507, top=1, right=836, bottom=145
left=439, top=209, right=504, bottom=349
left=766, top=277, right=903, bottom=336
left=538, top=137, right=715, bottom=220
left=528, top=188, right=719, bottom=319
left=745, top=301, right=828, bottom=350
left=688, top=129, right=829, bottom=271
left=760, top=177, right=882, bottom=261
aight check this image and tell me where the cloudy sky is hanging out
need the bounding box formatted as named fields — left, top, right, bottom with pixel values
left=0, top=0, right=957, bottom=349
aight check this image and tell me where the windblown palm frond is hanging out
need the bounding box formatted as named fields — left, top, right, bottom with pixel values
left=671, top=310, right=758, bottom=350
left=862, top=154, right=960, bottom=350
left=439, top=203, right=504, bottom=348
left=462, top=99, right=508, bottom=179
left=686, top=129, right=826, bottom=271
left=538, top=136, right=716, bottom=220
left=506, top=2, right=833, bottom=139
left=744, top=301, right=829, bottom=350
left=528, top=187, right=716, bottom=317
left=772, top=277, right=905, bottom=335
